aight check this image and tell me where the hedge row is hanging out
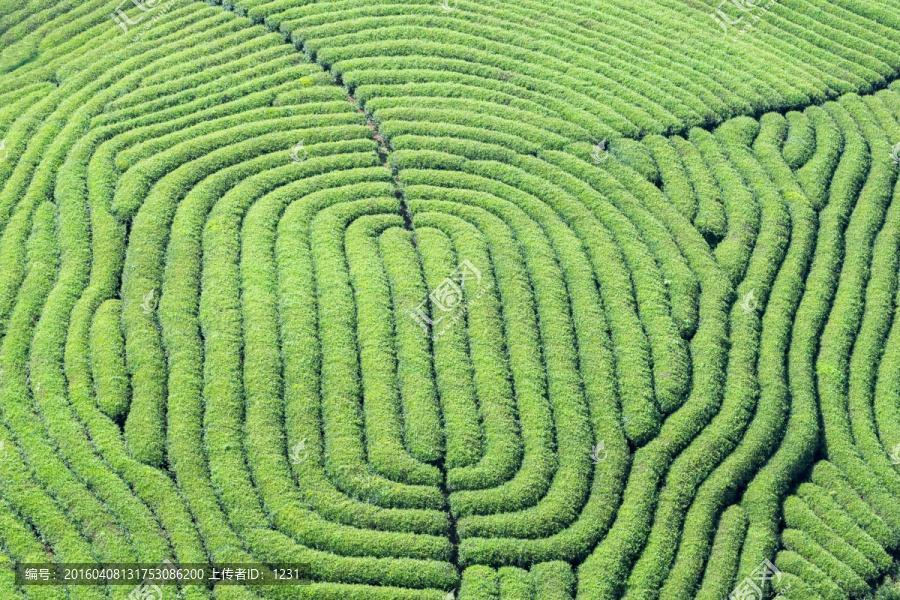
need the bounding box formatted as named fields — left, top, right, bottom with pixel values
left=415, top=215, right=539, bottom=509
left=644, top=134, right=697, bottom=222
left=392, top=149, right=630, bottom=566
left=796, top=106, right=844, bottom=211
left=89, top=299, right=129, bottom=421
left=734, top=98, right=865, bottom=592
left=761, top=93, right=900, bottom=598
left=412, top=209, right=525, bottom=496
left=413, top=201, right=589, bottom=531
left=796, top=483, right=892, bottom=572
left=670, top=135, right=727, bottom=243
left=0, top=201, right=105, bottom=600
left=814, top=94, right=900, bottom=529
left=783, top=111, right=816, bottom=171
left=659, top=115, right=816, bottom=600
left=346, top=215, right=444, bottom=486
left=0, top=4, right=464, bottom=598
left=219, top=0, right=900, bottom=139
left=622, top=114, right=792, bottom=600
left=456, top=561, right=574, bottom=600
left=573, top=144, right=730, bottom=599
left=378, top=227, right=445, bottom=466
left=693, top=506, right=747, bottom=600
left=9, top=9, right=366, bottom=599
left=412, top=225, right=486, bottom=475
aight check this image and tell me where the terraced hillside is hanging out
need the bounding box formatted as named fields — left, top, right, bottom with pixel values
left=2, top=0, right=900, bottom=599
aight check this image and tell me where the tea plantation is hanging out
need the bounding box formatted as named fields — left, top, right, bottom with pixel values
left=2, top=0, right=900, bottom=598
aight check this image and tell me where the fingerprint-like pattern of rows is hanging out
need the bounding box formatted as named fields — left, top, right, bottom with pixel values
left=5, top=0, right=900, bottom=599
left=0, top=3, right=459, bottom=598
left=356, top=83, right=900, bottom=598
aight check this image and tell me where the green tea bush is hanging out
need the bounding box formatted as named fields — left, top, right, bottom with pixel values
left=89, top=299, right=129, bottom=420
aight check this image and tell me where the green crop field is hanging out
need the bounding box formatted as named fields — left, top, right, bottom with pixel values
left=2, top=0, right=900, bottom=598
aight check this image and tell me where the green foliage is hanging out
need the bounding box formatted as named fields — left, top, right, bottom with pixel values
left=5, top=1, right=900, bottom=599
left=89, top=299, right=129, bottom=421
left=783, top=111, right=815, bottom=171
